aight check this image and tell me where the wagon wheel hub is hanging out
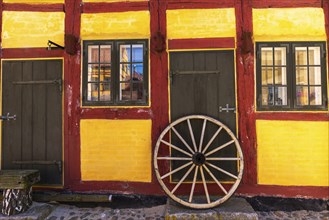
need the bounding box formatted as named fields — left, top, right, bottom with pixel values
left=192, top=152, right=206, bottom=166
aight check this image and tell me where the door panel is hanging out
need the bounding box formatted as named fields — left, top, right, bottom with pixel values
left=2, top=60, right=63, bottom=185
left=170, top=51, right=236, bottom=182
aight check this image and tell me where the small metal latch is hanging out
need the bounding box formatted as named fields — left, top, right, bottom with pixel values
left=219, top=104, right=236, bottom=113
left=0, top=112, right=16, bottom=121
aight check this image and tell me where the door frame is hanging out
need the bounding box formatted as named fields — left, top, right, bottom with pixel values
left=167, top=49, right=239, bottom=135
left=0, top=58, right=65, bottom=187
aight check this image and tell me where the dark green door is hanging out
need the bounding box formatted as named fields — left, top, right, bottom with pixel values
left=2, top=60, right=63, bottom=185
left=170, top=51, right=237, bottom=181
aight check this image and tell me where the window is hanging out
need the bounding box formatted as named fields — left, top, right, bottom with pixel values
left=256, top=42, right=327, bottom=111
left=83, top=40, right=148, bottom=106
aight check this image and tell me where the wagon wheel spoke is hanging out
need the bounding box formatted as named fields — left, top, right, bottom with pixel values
left=200, top=166, right=210, bottom=204
left=198, top=119, right=207, bottom=152
left=206, top=157, right=241, bottom=161
left=201, top=127, right=223, bottom=154
left=187, top=119, right=198, bottom=152
left=171, top=164, right=195, bottom=194
left=161, top=161, right=193, bottom=179
left=205, top=140, right=235, bottom=157
left=189, top=166, right=198, bottom=203
left=206, top=162, right=238, bottom=180
left=157, top=157, right=192, bottom=161
left=160, top=140, right=193, bottom=157
left=172, top=127, right=195, bottom=154
left=203, top=164, right=228, bottom=195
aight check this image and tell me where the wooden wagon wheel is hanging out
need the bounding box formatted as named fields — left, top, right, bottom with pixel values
left=154, top=115, right=244, bottom=209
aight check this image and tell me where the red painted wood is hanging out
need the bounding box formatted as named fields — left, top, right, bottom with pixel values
left=80, top=108, right=153, bottom=119
left=167, top=0, right=234, bottom=9
left=235, top=0, right=257, bottom=185
left=64, top=0, right=82, bottom=189
left=253, top=0, right=322, bottom=8
left=3, top=3, right=64, bottom=12
left=324, top=0, right=329, bottom=118
left=237, top=185, right=329, bottom=199
left=256, top=112, right=329, bottom=121
left=82, top=1, right=148, bottom=13
left=168, top=38, right=235, bottom=50
left=1, top=48, right=63, bottom=58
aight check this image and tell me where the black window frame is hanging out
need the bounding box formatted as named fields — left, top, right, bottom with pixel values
left=82, top=39, right=149, bottom=106
left=256, top=42, right=328, bottom=111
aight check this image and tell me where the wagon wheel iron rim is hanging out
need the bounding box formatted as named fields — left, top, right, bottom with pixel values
left=154, top=115, right=244, bottom=209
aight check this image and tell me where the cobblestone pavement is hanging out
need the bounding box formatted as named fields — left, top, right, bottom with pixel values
left=257, top=210, right=329, bottom=220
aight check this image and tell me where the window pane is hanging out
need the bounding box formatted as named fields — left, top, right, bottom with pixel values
left=308, top=47, right=320, bottom=65
left=296, top=67, right=308, bottom=85
left=274, top=47, right=286, bottom=65
left=261, top=67, right=273, bottom=85
left=132, top=82, right=143, bottom=101
left=88, top=64, right=99, bottom=82
left=88, top=45, right=99, bottom=63
left=275, top=87, right=287, bottom=105
left=120, top=45, right=131, bottom=62
left=120, top=64, right=131, bottom=81
left=261, top=47, right=273, bottom=65
left=132, top=64, right=143, bottom=81
left=100, top=45, right=111, bottom=63
left=132, top=44, right=143, bottom=62
left=309, top=67, right=321, bottom=85
left=274, top=67, right=287, bottom=85
left=262, top=87, right=274, bottom=106
left=310, top=86, right=322, bottom=105
left=296, top=86, right=309, bottom=106
left=100, top=83, right=111, bottom=101
left=295, top=47, right=307, bottom=65
left=120, top=83, right=131, bottom=101
left=87, top=83, right=98, bottom=101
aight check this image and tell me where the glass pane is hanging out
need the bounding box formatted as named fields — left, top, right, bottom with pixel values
left=308, top=47, right=320, bottom=65
left=261, top=47, right=273, bottom=65
left=88, top=64, right=99, bottom=82
left=274, top=47, right=286, bottom=65
left=261, top=67, right=273, bottom=85
left=296, top=86, right=309, bottom=106
left=99, top=65, right=111, bottom=82
left=132, top=44, right=143, bottom=62
left=120, top=64, right=131, bottom=81
left=274, top=67, right=287, bottom=85
left=295, top=47, right=307, bottom=65
left=309, top=67, right=321, bottom=85
left=132, top=64, right=143, bottom=81
left=87, top=83, right=98, bottom=101
left=88, top=45, right=99, bottom=63
left=100, top=83, right=111, bottom=101
left=296, top=67, right=308, bottom=85
left=275, top=87, right=287, bottom=105
left=132, top=82, right=143, bottom=101
left=310, top=86, right=322, bottom=105
left=262, top=87, right=274, bottom=106
left=100, top=45, right=111, bottom=63
left=120, top=45, right=131, bottom=62
left=120, top=83, right=131, bottom=101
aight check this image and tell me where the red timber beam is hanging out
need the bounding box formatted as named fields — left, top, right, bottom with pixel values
left=168, top=38, right=235, bottom=50
left=167, top=0, right=234, bottom=9
left=253, top=0, right=322, bottom=8
left=2, top=3, right=64, bottom=12
left=64, top=0, right=82, bottom=189
left=81, top=1, right=148, bottom=13
left=235, top=0, right=257, bottom=185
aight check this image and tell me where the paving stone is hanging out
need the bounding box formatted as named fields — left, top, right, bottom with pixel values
left=0, top=202, right=54, bottom=220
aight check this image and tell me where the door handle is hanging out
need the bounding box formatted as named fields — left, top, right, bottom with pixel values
left=219, top=104, right=236, bottom=113
left=0, top=112, right=16, bottom=121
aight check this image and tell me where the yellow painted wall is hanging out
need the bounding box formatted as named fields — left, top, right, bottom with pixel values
left=253, top=8, right=326, bottom=41
left=80, top=119, right=152, bottom=182
left=81, top=11, right=150, bottom=40
left=257, top=120, right=329, bottom=186
left=1, top=11, right=64, bottom=48
left=3, top=0, right=63, bottom=3
left=167, top=8, right=236, bottom=39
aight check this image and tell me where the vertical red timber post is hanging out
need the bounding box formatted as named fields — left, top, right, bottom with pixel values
left=235, top=0, right=257, bottom=186
left=324, top=0, right=329, bottom=97
left=64, top=0, right=82, bottom=188
left=150, top=0, right=169, bottom=184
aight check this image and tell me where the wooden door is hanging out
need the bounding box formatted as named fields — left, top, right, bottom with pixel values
left=1, top=60, right=63, bottom=185
left=170, top=51, right=237, bottom=181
